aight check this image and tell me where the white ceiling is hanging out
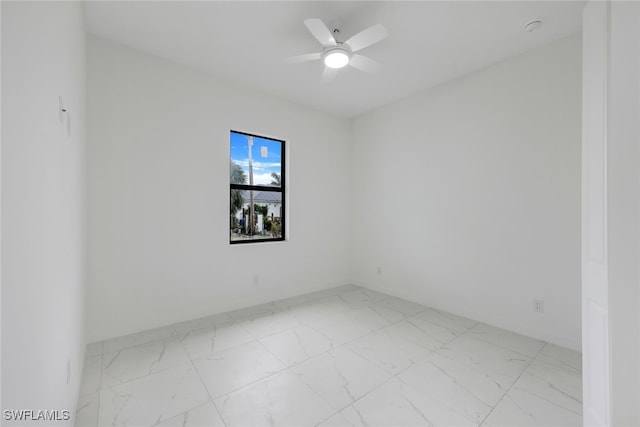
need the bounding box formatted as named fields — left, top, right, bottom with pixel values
left=85, top=1, right=585, bottom=119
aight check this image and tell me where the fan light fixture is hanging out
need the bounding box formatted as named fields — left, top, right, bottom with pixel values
left=324, top=48, right=350, bottom=69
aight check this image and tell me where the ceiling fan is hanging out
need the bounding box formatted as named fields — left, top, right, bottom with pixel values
left=287, top=18, right=388, bottom=82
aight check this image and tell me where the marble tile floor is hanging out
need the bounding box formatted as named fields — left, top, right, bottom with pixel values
left=75, top=285, right=582, bottom=427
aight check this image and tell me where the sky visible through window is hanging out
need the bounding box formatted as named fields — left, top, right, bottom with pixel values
left=230, top=131, right=282, bottom=186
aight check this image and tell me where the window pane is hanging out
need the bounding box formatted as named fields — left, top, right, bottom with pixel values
left=230, top=131, right=284, bottom=244
left=230, top=131, right=282, bottom=187
left=230, top=190, right=283, bottom=241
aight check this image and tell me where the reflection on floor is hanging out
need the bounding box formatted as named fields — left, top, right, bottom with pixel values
left=76, top=285, right=582, bottom=427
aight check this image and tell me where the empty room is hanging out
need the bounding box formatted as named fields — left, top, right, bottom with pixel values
left=2, top=1, right=639, bottom=426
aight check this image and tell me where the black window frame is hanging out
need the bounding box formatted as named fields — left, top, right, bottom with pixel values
left=229, top=130, right=286, bottom=245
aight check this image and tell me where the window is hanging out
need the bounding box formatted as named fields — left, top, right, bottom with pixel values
left=230, top=130, right=285, bottom=243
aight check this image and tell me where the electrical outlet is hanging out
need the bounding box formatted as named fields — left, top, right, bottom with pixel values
left=377, top=266, right=382, bottom=275
left=533, top=299, right=544, bottom=313
left=253, top=275, right=260, bottom=286
left=66, top=358, right=71, bottom=384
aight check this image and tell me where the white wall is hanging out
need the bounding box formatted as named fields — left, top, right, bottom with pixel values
left=606, top=1, right=640, bottom=423
left=1, top=0, right=4, bottom=412
left=351, top=35, right=582, bottom=350
left=1, top=1, right=86, bottom=423
left=87, top=36, right=351, bottom=342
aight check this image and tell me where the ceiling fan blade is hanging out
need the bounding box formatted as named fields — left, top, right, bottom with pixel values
left=304, top=18, right=337, bottom=47
left=349, top=54, right=382, bottom=73
left=285, top=52, right=322, bottom=64
left=321, top=66, right=338, bottom=83
left=345, top=24, right=388, bottom=52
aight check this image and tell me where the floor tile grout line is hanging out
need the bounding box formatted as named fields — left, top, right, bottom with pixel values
left=304, top=299, right=465, bottom=379
left=258, top=326, right=341, bottom=370
left=513, top=381, right=584, bottom=417
left=173, top=323, right=229, bottom=427
left=196, top=289, right=560, bottom=426
left=461, top=327, right=546, bottom=360
left=79, top=285, right=580, bottom=426
left=262, top=337, right=361, bottom=425
left=318, top=332, right=454, bottom=427
left=395, top=322, right=550, bottom=426
left=377, top=321, right=494, bottom=426
left=182, top=293, right=369, bottom=363
left=191, top=337, right=299, bottom=407
left=180, top=321, right=259, bottom=359
left=479, top=342, right=549, bottom=426
left=209, top=367, right=284, bottom=403
left=315, top=372, right=401, bottom=426
left=389, top=356, right=487, bottom=426
left=76, top=352, right=104, bottom=427
left=235, top=300, right=348, bottom=340
left=180, top=289, right=399, bottom=351
left=101, top=328, right=180, bottom=356
left=254, top=337, right=295, bottom=372
left=93, top=287, right=394, bottom=353
left=401, top=311, right=475, bottom=351
left=226, top=285, right=363, bottom=322
left=97, top=340, right=199, bottom=392
left=532, top=346, right=583, bottom=375
left=95, top=353, right=103, bottom=426
left=199, top=294, right=404, bottom=425
left=186, top=304, right=348, bottom=361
